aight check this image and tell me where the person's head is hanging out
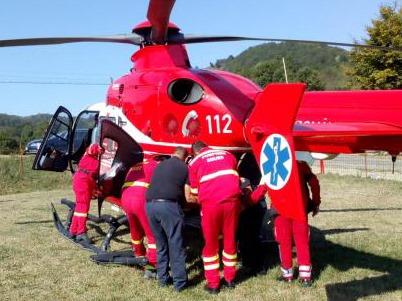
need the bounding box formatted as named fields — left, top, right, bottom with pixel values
left=87, top=143, right=104, bottom=157
left=191, top=141, right=207, bottom=156
left=173, top=146, right=188, bottom=161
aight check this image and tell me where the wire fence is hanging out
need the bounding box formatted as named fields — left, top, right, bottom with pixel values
left=311, top=153, right=402, bottom=182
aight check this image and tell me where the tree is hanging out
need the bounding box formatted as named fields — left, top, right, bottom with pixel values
left=247, top=58, right=324, bottom=90
left=251, top=61, right=278, bottom=87
left=0, top=132, right=18, bottom=154
left=349, top=4, right=402, bottom=89
left=296, top=67, right=325, bottom=91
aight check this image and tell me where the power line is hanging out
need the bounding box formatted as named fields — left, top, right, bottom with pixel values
left=0, top=80, right=109, bottom=86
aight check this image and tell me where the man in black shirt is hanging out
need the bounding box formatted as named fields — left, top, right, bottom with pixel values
left=146, top=147, right=189, bottom=292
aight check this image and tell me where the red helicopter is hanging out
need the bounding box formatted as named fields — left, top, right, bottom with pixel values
left=1, top=0, right=401, bottom=254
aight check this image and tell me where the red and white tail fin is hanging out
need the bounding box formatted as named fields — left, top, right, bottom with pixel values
left=245, top=83, right=306, bottom=221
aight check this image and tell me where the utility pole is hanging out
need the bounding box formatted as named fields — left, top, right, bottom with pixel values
left=282, top=57, right=289, bottom=84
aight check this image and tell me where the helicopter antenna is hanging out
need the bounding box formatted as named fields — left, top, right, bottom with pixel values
left=282, top=57, right=289, bottom=84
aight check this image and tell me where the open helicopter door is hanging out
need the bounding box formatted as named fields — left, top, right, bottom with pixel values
left=33, top=106, right=99, bottom=172
left=98, top=119, right=143, bottom=201
left=33, top=106, right=73, bottom=171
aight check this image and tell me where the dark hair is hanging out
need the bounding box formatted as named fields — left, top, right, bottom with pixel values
left=174, top=146, right=188, bottom=160
left=191, top=141, right=207, bottom=154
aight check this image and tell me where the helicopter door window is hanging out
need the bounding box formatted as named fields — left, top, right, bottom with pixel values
left=99, top=116, right=116, bottom=124
left=167, top=78, right=204, bottom=105
left=33, top=107, right=72, bottom=172
left=98, top=137, right=122, bottom=198
left=99, top=138, right=119, bottom=177
left=47, top=117, right=70, bottom=153
left=69, top=110, right=99, bottom=172
left=97, top=119, right=143, bottom=199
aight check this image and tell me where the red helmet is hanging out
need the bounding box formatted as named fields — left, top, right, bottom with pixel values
left=86, top=143, right=103, bottom=157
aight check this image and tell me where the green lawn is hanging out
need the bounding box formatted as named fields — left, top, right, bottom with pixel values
left=0, top=169, right=402, bottom=300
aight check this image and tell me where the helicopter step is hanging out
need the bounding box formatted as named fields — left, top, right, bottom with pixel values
left=50, top=198, right=129, bottom=254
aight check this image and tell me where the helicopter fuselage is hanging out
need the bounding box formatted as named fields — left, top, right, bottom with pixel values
left=100, top=43, right=402, bottom=157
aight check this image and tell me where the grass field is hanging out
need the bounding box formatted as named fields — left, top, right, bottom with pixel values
left=0, top=155, right=70, bottom=195
left=1, top=170, right=402, bottom=300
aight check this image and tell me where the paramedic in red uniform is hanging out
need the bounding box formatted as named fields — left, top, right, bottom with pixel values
left=69, top=143, right=103, bottom=243
left=189, top=141, right=241, bottom=294
left=274, top=160, right=321, bottom=287
left=121, top=158, right=158, bottom=276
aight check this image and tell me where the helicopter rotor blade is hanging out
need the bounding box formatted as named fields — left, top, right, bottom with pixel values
left=1, top=33, right=399, bottom=52
left=170, top=34, right=402, bottom=51
left=147, top=0, right=176, bottom=44
left=0, top=34, right=144, bottom=48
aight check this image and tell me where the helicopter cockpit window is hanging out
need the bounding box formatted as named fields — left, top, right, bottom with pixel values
left=168, top=78, right=204, bottom=105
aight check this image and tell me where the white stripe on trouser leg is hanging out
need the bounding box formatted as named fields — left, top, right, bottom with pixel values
left=202, top=254, right=219, bottom=263
left=222, top=251, right=237, bottom=260
left=147, top=243, right=156, bottom=249
left=223, top=260, right=237, bottom=267
left=280, top=267, right=293, bottom=278
left=299, top=265, right=311, bottom=278
left=74, top=212, right=87, bottom=217
left=204, top=263, right=220, bottom=271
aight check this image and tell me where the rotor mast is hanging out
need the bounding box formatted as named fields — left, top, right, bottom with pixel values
left=147, top=0, right=176, bottom=44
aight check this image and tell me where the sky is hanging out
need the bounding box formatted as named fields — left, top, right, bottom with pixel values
left=0, top=0, right=399, bottom=116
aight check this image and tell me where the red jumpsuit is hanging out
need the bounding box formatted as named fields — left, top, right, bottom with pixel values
left=69, top=144, right=102, bottom=236
left=189, top=147, right=241, bottom=289
left=274, top=160, right=321, bottom=281
left=121, top=158, right=158, bottom=267
left=241, top=182, right=268, bottom=207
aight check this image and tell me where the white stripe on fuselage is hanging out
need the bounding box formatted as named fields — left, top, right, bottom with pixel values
left=98, top=105, right=251, bottom=152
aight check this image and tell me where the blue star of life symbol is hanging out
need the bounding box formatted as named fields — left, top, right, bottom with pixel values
left=260, top=134, right=292, bottom=190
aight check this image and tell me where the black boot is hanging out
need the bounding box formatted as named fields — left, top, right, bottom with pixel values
left=299, top=278, right=312, bottom=287
left=204, top=285, right=220, bottom=294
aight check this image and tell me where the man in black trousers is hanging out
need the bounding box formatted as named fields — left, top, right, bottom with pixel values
left=146, top=147, right=189, bottom=292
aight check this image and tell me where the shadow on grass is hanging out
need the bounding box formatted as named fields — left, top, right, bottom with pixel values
left=316, top=227, right=370, bottom=238
left=87, top=223, right=131, bottom=245
left=184, top=226, right=205, bottom=287
left=0, top=199, right=16, bottom=203
left=310, top=226, right=402, bottom=301
left=15, top=219, right=53, bottom=225
left=320, top=207, right=402, bottom=213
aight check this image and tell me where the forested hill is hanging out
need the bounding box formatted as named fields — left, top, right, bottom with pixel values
left=0, top=113, right=51, bottom=127
left=0, top=113, right=52, bottom=154
left=211, top=42, right=350, bottom=90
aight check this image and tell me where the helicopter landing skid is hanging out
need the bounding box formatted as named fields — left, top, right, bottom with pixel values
left=89, top=250, right=148, bottom=267
left=51, top=202, right=103, bottom=253
left=50, top=199, right=128, bottom=254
